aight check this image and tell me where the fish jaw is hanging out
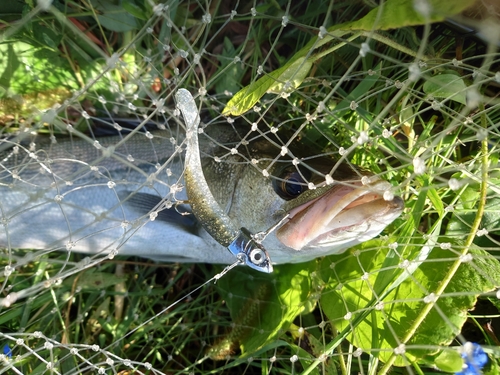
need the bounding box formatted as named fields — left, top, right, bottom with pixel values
left=276, top=179, right=403, bottom=252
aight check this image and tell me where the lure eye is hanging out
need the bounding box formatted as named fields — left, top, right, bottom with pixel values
left=249, top=248, right=266, bottom=266
left=273, top=166, right=311, bottom=200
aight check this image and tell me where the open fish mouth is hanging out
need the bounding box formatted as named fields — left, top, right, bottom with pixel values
left=276, top=179, right=404, bottom=251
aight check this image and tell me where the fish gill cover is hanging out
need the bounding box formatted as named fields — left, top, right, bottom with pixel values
left=0, top=0, right=499, bottom=374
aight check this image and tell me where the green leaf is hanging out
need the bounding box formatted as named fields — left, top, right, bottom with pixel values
left=0, top=43, right=21, bottom=92
left=319, top=240, right=500, bottom=365
left=427, top=187, right=445, bottom=217
left=293, top=326, right=339, bottom=374
left=122, top=0, right=149, bottom=20
left=0, top=42, right=78, bottom=96
left=340, top=0, right=476, bottom=31
left=214, top=38, right=245, bottom=95
left=331, top=62, right=383, bottom=117
left=90, top=0, right=139, bottom=32
left=222, top=25, right=353, bottom=116
left=211, top=261, right=316, bottom=357
left=266, top=57, right=313, bottom=94
left=461, top=185, right=482, bottom=210
left=423, top=73, right=467, bottom=105
left=41, top=32, right=58, bottom=50
left=288, top=343, right=322, bottom=375
left=28, top=21, right=63, bottom=51
left=63, top=270, right=126, bottom=290
left=0, top=289, right=53, bottom=326
left=222, top=0, right=475, bottom=116
left=431, top=349, right=463, bottom=372
left=446, top=179, right=500, bottom=247
left=0, top=1, right=25, bottom=13
left=223, top=57, right=312, bottom=116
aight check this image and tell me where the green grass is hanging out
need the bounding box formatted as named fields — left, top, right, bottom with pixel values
left=1, top=0, right=500, bottom=374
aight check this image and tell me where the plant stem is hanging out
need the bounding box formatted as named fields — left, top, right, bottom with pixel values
left=361, top=31, right=429, bottom=61
left=377, top=104, right=489, bottom=374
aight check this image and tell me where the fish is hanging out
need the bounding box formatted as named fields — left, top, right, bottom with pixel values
left=0, top=115, right=404, bottom=266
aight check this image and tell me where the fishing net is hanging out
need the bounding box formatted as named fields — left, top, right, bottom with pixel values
left=1, top=0, right=500, bottom=373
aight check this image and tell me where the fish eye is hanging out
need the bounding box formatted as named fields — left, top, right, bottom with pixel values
left=273, top=166, right=311, bottom=200
left=249, top=248, right=266, bottom=265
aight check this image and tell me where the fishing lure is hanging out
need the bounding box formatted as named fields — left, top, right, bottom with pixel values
left=175, top=89, right=273, bottom=273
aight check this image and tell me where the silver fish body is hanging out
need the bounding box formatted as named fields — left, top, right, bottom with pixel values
left=0, top=119, right=403, bottom=264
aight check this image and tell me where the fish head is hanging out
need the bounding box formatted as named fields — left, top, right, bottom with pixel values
left=223, top=154, right=404, bottom=264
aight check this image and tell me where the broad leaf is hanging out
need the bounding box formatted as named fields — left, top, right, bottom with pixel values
left=90, top=0, right=139, bottom=32
left=341, top=0, right=476, bottom=31
left=423, top=73, right=467, bottom=105
left=320, top=239, right=500, bottom=365
left=211, top=261, right=316, bottom=357
left=222, top=0, right=474, bottom=116
left=223, top=57, right=312, bottom=116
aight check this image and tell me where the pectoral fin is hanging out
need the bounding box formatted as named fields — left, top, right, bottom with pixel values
left=118, top=191, right=199, bottom=233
